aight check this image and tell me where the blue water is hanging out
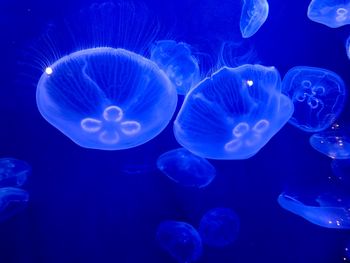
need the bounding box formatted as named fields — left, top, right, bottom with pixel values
left=1, top=0, right=350, bottom=262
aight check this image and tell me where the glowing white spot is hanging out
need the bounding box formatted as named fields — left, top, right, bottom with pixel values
left=246, top=80, right=254, bottom=87
left=328, top=220, right=333, bottom=224
left=45, top=67, right=53, bottom=75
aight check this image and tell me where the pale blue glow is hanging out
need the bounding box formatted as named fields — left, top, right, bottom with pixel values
left=307, top=0, right=350, bottom=28
left=156, top=220, right=202, bottom=263
left=0, top=158, right=31, bottom=188
left=282, top=66, right=346, bottom=132
left=174, top=64, right=294, bottom=160
left=151, top=40, right=200, bottom=95
left=310, top=130, right=350, bottom=159
left=156, top=148, right=216, bottom=188
left=36, top=47, right=177, bottom=150
left=240, top=0, right=269, bottom=38
left=198, top=207, right=240, bottom=247
left=278, top=192, right=350, bottom=229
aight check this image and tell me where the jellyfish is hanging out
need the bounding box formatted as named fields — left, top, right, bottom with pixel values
left=310, top=130, right=350, bottom=159
left=156, top=220, right=202, bottom=263
left=278, top=192, right=350, bottom=229
left=173, top=64, right=294, bottom=160
left=0, top=187, right=29, bottom=222
left=156, top=148, right=216, bottom=188
left=307, top=0, right=350, bottom=28
left=150, top=40, right=201, bottom=95
left=282, top=66, right=346, bottom=132
left=0, top=158, right=31, bottom=188
left=35, top=2, right=177, bottom=150
left=198, top=207, right=240, bottom=247
left=240, top=0, right=269, bottom=38
left=346, top=35, right=350, bottom=60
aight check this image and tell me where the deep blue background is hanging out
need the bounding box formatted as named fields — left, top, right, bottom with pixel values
left=0, top=0, right=350, bottom=262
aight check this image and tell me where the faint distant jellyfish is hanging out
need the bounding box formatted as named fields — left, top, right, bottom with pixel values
left=198, top=207, right=240, bottom=247
left=278, top=192, right=350, bottom=229
left=174, top=64, right=294, bottom=160
left=0, top=187, right=29, bottom=222
left=307, top=0, right=350, bottom=28
left=0, top=158, right=31, bottom=188
left=156, top=220, right=202, bottom=263
left=282, top=66, right=346, bottom=132
left=35, top=3, right=177, bottom=150
left=156, top=148, right=216, bottom=188
left=310, top=130, right=350, bottom=159
left=150, top=40, right=201, bottom=95
left=240, top=0, right=269, bottom=38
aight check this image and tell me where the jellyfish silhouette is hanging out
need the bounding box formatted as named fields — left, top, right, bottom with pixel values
left=174, top=64, right=294, bottom=160
left=310, top=130, right=350, bottom=159
left=0, top=187, right=29, bottom=223
left=278, top=192, right=350, bottom=229
left=35, top=2, right=177, bottom=150
left=308, top=0, right=350, bottom=28
left=198, top=207, right=240, bottom=247
left=0, top=158, right=31, bottom=188
left=157, top=148, right=216, bottom=188
left=156, top=220, right=202, bottom=263
left=282, top=66, right=346, bottom=132
left=240, top=0, right=269, bottom=38
left=151, top=40, right=200, bottom=95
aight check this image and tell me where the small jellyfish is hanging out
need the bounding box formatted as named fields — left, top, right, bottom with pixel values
left=240, top=0, right=269, bottom=38
left=198, top=207, right=240, bottom=247
left=346, top=35, right=350, bottom=60
left=156, top=148, right=216, bottom=188
left=34, top=2, right=177, bottom=150
left=282, top=66, right=346, bottom=132
left=310, top=130, right=350, bottom=159
left=307, top=0, right=350, bottom=28
left=174, top=64, right=294, bottom=160
left=0, top=158, right=31, bottom=187
left=156, top=220, right=202, bottom=263
left=0, top=187, right=29, bottom=222
left=150, top=40, right=201, bottom=95
left=278, top=192, right=350, bottom=229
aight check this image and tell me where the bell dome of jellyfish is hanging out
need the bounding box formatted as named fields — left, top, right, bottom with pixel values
left=281, top=66, right=347, bottom=133
left=35, top=2, right=177, bottom=150
left=150, top=40, right=201, bottom=95
left=173, top=64, right=294, bottom=160
left=309, top=127, right=350, bottom=159
left=198, top=207, right=240, bottom=247
left=278, top=192, right=350, bottom=229
left=240, top=0, right=269, bottom=38
left=156, top=220, right=203, bottom=263
left=156, top=148, right=216, bottom=188
left=307, top=0, right=350, bottom=28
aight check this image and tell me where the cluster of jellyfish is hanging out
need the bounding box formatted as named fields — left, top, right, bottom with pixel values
left=24, top=0, right=350, bottom=261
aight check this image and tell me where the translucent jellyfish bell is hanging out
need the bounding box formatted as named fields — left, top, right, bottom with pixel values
left=150, top=40, right=201, bottom=95
left=156, top=220, right=203, bottom=263
left=282, top=66, right=346, bottom=132
left=307, top=0, right=350, bottom=28
left=198, top=207, right=240, bottom=247
left=310, top=130, right=350, bottom=159
left=35, top=3, right=177, bottom=150
left=174, top=64, right=294, bottom=160
left=278, top=192, right=350, bottom=229
left=240, top=0, right=269, bottom=38
left=0, top=158, right=31, bottom=188
left=156, top=148, right=216, bottom=188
